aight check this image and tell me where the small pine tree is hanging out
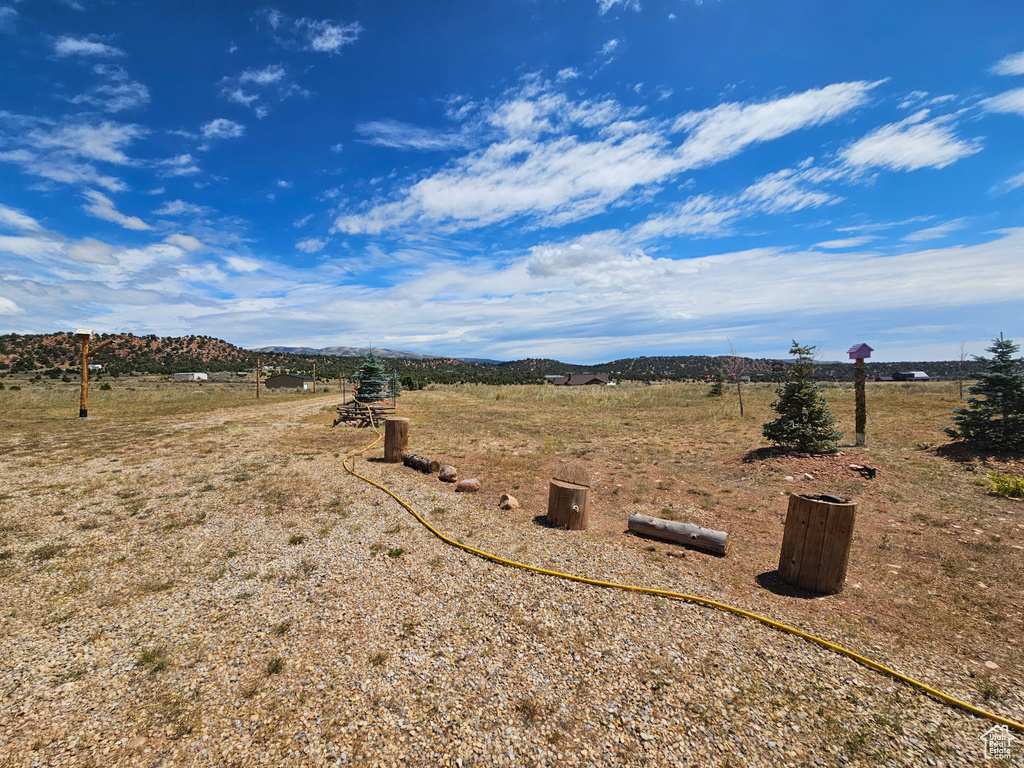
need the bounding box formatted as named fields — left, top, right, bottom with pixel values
left=762, top=341, right=842, bottom=453
left=944, top=334, right=1024, bottom=452
left=707, top=371, right=725, bottom=397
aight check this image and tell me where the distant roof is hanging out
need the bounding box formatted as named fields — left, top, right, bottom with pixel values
left=267, top=373, right=313, bottom=380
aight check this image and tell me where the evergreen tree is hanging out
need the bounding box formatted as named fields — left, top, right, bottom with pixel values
left=762, top=341, right=841, bottom=453
left=944, top=334, right=1024, bottom=452
left=707, top=371, right=725, bottom=397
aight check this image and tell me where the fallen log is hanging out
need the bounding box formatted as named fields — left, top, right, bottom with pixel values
left=402, top=453, right=440, bottom=474
left=627, top=513, right=728, bottom=555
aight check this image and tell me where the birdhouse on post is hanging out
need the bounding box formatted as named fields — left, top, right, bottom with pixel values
left=847, top=343, right=873, bottom=446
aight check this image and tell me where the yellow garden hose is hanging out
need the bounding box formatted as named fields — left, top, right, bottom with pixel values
left=342, top=411, right=1023, bottom=733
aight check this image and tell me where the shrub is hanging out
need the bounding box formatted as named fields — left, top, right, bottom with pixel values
left=987, top=473, right=1024, bottom=498
left=99, top=382, right=112, bottom=390
left=762, top=341, right=841, bottom=453
left=945, top=334, right=1024, bottom=452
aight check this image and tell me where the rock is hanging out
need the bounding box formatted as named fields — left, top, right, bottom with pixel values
left=984, top=660, right=999, bottom=670
left=498, top=494, right=519, bottom=510
left=784, top=476, right=795, bottom=483
left=803, top=473, right=814, bottom=480
left=127, top=736, right=148, bottom=750
left=455, top=479, right=480, bottom=493
left=438, top=465, right=457, bottom=483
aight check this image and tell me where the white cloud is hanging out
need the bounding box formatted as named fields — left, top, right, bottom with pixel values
left=224, top=255, right=262, bottom=272
left=220, top=65, right=308, bottom=115
left=0, top=7, right=17, bottom=32
left=276, top=179, right=293, bottom=189
left=258, top=9, right=362, bottom=54
left=54, top=36, right=124, bottom=58
left=841, top=112, right=981, bottom=171
left=597, top=0, right=640, bottom=14
left=0, top=204, right=43, bottom=233
left=0, top=149, right=126, bottom=191
left=296, top=237, right=327, bottom=253
left=67, top=238, right=117, bottom=264
left=0, top=296, right=23, bottom=315
left=1006, top=170, right=1024, bottom=191
left=153, top=199, right=213, bottom=217
left=201, top=118, right=245, bottom=140
left=157, top=154, right=201, bottom=177
left=814, top=236, right=875, bottom=249
left=164, top=234, right=204, bottom=251
left=674, top=81, right=880, bottom=168
left=356, top=120, right=472, bottom=151
left=330, top=143, right=344, bottom=153
left=293, top=213, right=313, bottom=228
left=82, top=189, right=151, bottom=230
left=28, top=121, right=143, bottom=164
left=335, top=80, right=874, bottom=236
left=601, top=39, right=620, bottom=57
left=982, top=87, right=1024, bottom=117
left=901, top=218, right=967, bottom=242
left=992, top=51, right=1024, bottom=77
left=70, top=65, right=149, bottom=112
left=556, top=68, right=579, bottom=82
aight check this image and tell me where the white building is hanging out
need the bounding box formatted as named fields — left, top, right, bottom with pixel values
left=173, top=372, right=209, bottom=381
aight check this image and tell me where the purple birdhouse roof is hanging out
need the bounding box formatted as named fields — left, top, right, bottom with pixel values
left=847, top=343, right=873, bottom=359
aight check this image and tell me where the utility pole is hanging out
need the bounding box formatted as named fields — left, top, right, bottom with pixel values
left=312, top=361, right=316, bottom=394
left=76, top=329, right=114, bottom=418
left=256, top=359, right=261, bottom=399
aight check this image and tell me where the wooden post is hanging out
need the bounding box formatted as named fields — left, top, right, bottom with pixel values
left=546, top=462, right=591, bottom=530
left=256, top=359, right=260, bottom=400
left=854, top=357, right=866, bottom=446
left=312, top=362, right=316, bottom=394
left=384, top=417, right=409, bottom=463
left=778, top=494, right=856, bottom=594
left=78, top=332, right=91, bottom=418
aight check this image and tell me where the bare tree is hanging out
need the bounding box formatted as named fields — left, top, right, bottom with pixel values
left=726, top=338, right=745, bottom=417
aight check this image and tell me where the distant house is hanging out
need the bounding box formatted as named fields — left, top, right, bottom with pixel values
left=265, top=373, right=313, bottom=390
left=550, top=373, right=611, bottom=386
left=173, top=372, right=209, bottom=381
left=875, top=375, right=895, bottom=382
left=893, top=371, right=930, bottom=381
left=87, top=363, right=103, bottom=371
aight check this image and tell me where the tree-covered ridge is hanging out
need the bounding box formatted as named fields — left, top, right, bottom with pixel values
left=0, top=332, right=992, bottom=385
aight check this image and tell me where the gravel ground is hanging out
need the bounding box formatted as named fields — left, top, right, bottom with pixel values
left=0, top=399, right=1020, bottom=767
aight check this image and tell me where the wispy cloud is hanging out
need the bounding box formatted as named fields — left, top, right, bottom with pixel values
left=153, top=199, right=214, bottom=217
left=597, top=0, right=640, bottom=15
left=0, top=203, right=44, bottom=233
left=356, top=120, right=472, bottom=151
left=54, top=35, right=125, bottom=58
left=902, top=218, right=967, bottom=242
left=982, top=87, right=1024, bottom=117
left=219, top=64, right=308, bottom=117
left=335, top=80, right=872, bottom=236
left=814, top=236, right=874, bottom=249
left=296, top=237, right=327, bottom=253
left=82, top=189, right=151, bottom=230
left=673, top=81, right=880, bottom=168
left=201, top=118, right=245, bottom=140
left=991, top=51, right=1024, bottom=77
left=841, top=111, right=980, bottom=171
left=258, top=9, right=362, bottom=54
left=69, top=65, right=149, bottom=112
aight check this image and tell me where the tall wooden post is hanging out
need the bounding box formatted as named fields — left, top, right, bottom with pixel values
left=854, top=358, right=866, bottom=446
left=78, top=331, right=91, bottom=418
left=256, top=359, right=261, bottom=400
left=847, top=343, right=873, bottom=447
left=312, top=362, right=316, bottom=394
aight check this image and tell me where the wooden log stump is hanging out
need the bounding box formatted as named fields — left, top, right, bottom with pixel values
left=627, top=514, right=728, bottom=555
left=547, top=480, right=590, bottom=530
left=384, top=417, right=409, bottom=463
left=778, top=494, right=856, bottom=594
left=402, top=453, right=440, bottom=474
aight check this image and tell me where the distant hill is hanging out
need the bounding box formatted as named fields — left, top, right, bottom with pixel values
left=252, top=344, right=504, bottom=365
left=0, top=332, right=995, bottom=385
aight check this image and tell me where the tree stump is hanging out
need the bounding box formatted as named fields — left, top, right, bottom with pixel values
left=383, top=417, right=409, bottom=463
left=547, top=462, right=591, bottom=530
left=778, top=494, right=856, bottom=594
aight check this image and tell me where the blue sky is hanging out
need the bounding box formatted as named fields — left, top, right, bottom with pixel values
left=1, top=0, right=1022, bottom=363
